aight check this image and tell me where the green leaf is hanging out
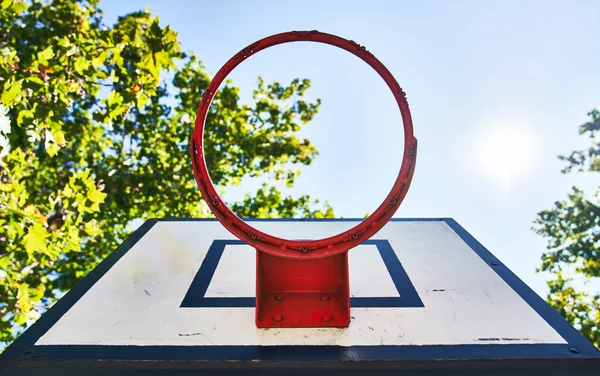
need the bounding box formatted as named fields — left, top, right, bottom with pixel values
left=46, top=142, right=60, bottom=157
left=154, top=51, right=171, bottom=69
left=16, top=109, right=33, bottom=126
left=11, top=0, right=27, bottom=15
left=7, top=221, right=19, bottom=239
left=53, top=129, right=66, bottom=146
left=1, top=0, right=12, bottom=11
left=0, top=254, right=10, bottom=270
left=84, top=220, right=102, bottom=237
left=91, top=49, right=110, bottom=68
left=106, top=90, right=121, bottom=107
left=141, top=53, right=159, bottom=80
left=1, top=80, right=23, bottom=107
left=74, top=57, right=89, bottom=75
left=30, top=284, right=45, bottom=301
left=109, top=106, right=125, bottom=120
left=37, top=46, right=54, bottom=63
left=17, top=284, right=30, bottom=313
left=27, top=76, right=45, bottom=85
left=87, top=188, right=107, bottom=204
left=14, top=313, right=27, bottom=326
left=62, top=183, right=74, bottom=198
left=22, top=223, right=49, bottom=257
left=92, top=111, right=106, bottom=123
left=136, top=92, right=149, bottom=109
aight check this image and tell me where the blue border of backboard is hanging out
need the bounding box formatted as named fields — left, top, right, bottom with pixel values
left=1, top=218, right=599, bottom=364
left=180, top=239, right=424, bottom=308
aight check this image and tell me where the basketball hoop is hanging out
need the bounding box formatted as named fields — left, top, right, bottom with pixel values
left=191, top=30, right=417, bottom=328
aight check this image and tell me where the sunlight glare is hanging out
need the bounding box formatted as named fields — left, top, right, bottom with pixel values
left=472, top=124, right=541, bottom=192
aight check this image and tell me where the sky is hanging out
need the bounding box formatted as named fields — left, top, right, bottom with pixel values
left=102, top=0, right=600, bottom=297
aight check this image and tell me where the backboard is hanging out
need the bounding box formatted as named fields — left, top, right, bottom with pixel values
left=1, top=218, right=599, bottom=375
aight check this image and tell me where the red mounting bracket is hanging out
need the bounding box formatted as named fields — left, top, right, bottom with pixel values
left=256, top=250, right=350, bottom=327
left=191, top=31, right=417, bottom=328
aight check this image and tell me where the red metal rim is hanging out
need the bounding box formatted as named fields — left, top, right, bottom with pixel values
left=191, top=30, right=417, bottom=260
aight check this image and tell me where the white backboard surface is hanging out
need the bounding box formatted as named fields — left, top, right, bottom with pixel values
left=2, top=218, right=598, bottom=367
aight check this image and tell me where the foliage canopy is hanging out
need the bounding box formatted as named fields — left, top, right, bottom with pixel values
left=0, top=0, right=332, bottom=348
left=534, top=109, right=600, bottom=348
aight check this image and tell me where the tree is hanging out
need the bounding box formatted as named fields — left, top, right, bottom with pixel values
left=534, top=109, right=600, bottom=349
left=0, top=0, right=333, bottom=349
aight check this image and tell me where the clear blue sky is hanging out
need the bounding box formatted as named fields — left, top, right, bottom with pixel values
left=102, top=0, right=600, bottom=296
